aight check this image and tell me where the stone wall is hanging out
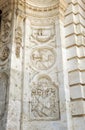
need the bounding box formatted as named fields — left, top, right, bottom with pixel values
left=0, top=0, right=85, bottom=130
left=65, top=0, right=85, bottom=130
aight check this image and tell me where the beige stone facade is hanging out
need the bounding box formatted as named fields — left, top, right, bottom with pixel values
left=0, top=0, right=85, bottom=130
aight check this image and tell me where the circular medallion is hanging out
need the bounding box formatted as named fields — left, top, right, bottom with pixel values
left=30, top=46, right=56, bottom=71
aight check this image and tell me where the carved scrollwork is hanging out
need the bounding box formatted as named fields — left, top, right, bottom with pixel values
left=30, top=75, right=59, bottom=120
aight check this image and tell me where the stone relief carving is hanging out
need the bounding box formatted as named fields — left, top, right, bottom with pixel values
left=0, top=11, right=12, bottom=69
left=1, top=11, right=12, bottom=43
left=30, top=47, right=56, bottom=71
left=29, top=26, right=55, bottom=45
left=0, top=45, right=10, bottom=66
left=0, top=72, right=8, bottom=120
left=15, top=27, right=22, bottom=58
left=30, top=75, right=59, bottom=120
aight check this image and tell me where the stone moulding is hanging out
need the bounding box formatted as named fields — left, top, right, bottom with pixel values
left=9, top=0, right=67, bottom=20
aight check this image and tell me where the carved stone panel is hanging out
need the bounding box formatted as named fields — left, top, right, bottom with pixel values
left=0, top=45, right=10, bottom=66
left=29, top=26, right=56, bottom=47
left=30, top=46, right=56, bottom=71
left=30, top=75, right=59, bottom=120
left=1, top=11, right=12, bottom=43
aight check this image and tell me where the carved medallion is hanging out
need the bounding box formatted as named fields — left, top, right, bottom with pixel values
left=30, top=47, right=56, bottom=71
left=30, top=75, right=59, bottom=120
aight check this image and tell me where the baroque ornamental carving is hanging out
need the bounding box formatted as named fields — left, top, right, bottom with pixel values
left=15, top=27, right=22, bottom=58
left=0, top=45, right=10, bottom=66
left=1, top=11, right=12, bottom=43
left=0, top=72, right=8, bottom=120
left=29, top=26, right=55, bottom=44
left=30, top=75, right=59, bottom=120
left=30, top=47, right=56, bottom=71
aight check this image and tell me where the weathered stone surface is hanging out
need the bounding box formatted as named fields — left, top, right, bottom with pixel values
left=0, top=0, right=85, bottom=130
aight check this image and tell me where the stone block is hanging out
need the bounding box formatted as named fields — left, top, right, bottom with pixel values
left=69, top=70, right=81, bottom=85
left=73, top=117, right=85, bottom=130
left=71, top=100, right=85, bottom=116
left=67, top=58, right=78, bottom=72
left=65, top=34, right=76, bottom=48
left=65, top=24, right=75, bottom=36
left=70, top=85, right=84, bottom=99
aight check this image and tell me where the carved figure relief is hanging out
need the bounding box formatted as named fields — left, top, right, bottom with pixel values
left=0, top=45, right=10, bottom=66
left=29, top=26, right=55, bottom=44
left=15, top=27, right=22, bottom=58
left=30, top=75, right=59, bottom=120
left=0, top=72, right=8, bottom=120
left=30, top=47, right=56, bottom=71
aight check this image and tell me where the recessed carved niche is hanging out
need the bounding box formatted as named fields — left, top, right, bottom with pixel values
left=30, top=75, right=59, bottom=120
